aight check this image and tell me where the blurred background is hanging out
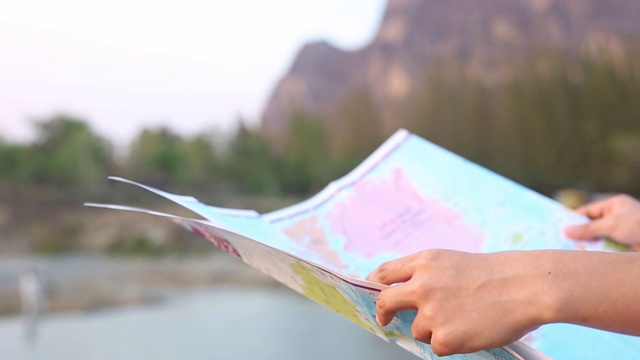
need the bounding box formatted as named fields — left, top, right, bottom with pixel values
left=1, top=0, right=640, bottom=359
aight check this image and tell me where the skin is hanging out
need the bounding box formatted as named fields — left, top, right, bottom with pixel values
left=366, top=194, right=640, bottom=356
left=565, top=194, right=640, bottom=246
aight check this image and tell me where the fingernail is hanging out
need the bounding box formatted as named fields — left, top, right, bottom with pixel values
left=565, top=226, right=578, bottom=237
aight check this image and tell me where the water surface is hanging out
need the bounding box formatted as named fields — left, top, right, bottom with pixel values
left=0, top=286, right=419, bottom=360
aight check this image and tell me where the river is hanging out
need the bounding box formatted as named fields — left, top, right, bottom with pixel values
left=0, top=285, right=418, bottom=360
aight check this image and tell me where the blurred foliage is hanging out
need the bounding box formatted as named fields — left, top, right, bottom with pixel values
left=399, top=52, right=640, bottom=196
left=280, top=113, right=335, bottom=194
left=127, top=127, right=219, bottom=188
left=223, top=121, right=281, bottom=194
left=1, top=51, right=640, bottom=254
left=0, top=115, right=112, bottom=190
left=329, top=89, right=386, bottom=176
left=0, top=53, right=639, bottom=199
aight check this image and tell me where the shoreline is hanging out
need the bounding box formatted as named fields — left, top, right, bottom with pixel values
left=0, top=252, right=280, bottom=317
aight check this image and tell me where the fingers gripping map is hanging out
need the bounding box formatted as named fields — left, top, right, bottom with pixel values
left=88, top=129, right=640, bottom=360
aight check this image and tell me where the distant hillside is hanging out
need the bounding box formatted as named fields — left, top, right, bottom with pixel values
left=260, top=0, right=640, bottom=147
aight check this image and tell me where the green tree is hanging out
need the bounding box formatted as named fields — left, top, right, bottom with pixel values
left=397, top=51, right=640, bottom=197
left=127, top=127, right=190, bottom=187
left=330, top=89, right=384, bottom=165
left=30, top=115, right=113, bottom=188
left=223, top=122, right=281, bottom=195
left=0, top=140, right=32, bottom=184
left=280, top=113, right=333, bottom=195
left=180, top=133, right=219, bottom=189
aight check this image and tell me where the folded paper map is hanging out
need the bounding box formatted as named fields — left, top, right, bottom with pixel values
left=88, top=129, right=640, bottom=360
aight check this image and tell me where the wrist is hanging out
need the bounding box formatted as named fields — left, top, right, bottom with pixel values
left=536, top=251, right=566, bottom=326
left=531, top=250, right=604, bottom=327
left=517, top=251, right=568, bottom=329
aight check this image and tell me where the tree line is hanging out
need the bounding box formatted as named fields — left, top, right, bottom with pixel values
left=400, top=52, right=640, bottom=197
left=1, top=51, right=639, bottom=205
left=284, top=51, right=640, bottom=198
left=0, top=114, right=339, bottom=203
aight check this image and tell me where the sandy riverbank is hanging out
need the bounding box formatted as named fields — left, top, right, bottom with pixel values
left=0, top=253, right=279, bottom=317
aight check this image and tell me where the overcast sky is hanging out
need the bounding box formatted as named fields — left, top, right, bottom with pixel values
left=0, top=0, right=385, bottom=147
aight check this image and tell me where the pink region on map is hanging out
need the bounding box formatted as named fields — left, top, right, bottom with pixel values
left=191, top=223, right=242, bottom=260
left=326, top=168, right=484, bottom=258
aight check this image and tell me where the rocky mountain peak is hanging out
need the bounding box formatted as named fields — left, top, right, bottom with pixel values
left=260, top=0, right=640, bottom=147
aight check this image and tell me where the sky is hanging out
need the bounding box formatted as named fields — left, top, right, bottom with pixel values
left=0, top=0, right=385, bottom=147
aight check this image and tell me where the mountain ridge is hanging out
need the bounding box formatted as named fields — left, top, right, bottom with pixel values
left=260, top=0, right=640, bottom=146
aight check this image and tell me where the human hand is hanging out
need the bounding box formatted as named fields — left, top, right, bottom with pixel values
left=366, top=250, right=551, bottom=356
left=565, top=194, right=640, bottom=246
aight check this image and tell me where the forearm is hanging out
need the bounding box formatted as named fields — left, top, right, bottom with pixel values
left=538, top=250, right=640, bottom=335
left=367, top=249, right=640, bottom=356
